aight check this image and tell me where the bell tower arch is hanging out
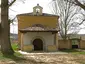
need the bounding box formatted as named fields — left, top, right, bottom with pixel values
left=33, top=4, right=43, bottom=15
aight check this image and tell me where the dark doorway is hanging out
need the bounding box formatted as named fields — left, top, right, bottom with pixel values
left=71, top=39, right=79, bottom=49
left=72, top=45, right=78, bottom=49
left=33, top=39, right=43, bottom=51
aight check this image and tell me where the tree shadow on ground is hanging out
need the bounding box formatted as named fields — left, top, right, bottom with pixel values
left=3, top=54, right=26, bottom=62
left=2, top=53, right=48, bottom=64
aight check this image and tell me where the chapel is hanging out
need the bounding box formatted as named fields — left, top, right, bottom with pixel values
left=17, top=4, right=59, bottom=51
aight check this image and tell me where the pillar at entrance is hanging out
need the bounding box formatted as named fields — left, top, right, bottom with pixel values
left=56, top=34, right=58, bottom=50
left=21, top=33, right=24, bottom=50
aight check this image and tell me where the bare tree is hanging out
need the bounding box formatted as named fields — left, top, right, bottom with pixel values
left=51, top=0, right=84, bottom=40
left=0, top=0, right=26, bottom=55
left=68, top=0, right=85, bottom=10
left=1, top=0, right=14, bottom=55
left=66, top=0, right=85, bottom=24
left=75, top=0, right=85, bottom=10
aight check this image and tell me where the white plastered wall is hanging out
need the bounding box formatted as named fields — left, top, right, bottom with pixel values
left=23, top=32, right=55, bottom=50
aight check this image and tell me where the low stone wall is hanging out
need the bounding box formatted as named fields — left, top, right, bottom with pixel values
left=47, top=45, right=57, bottom=52
left=58, top=40, right=71, bottom=49
left=80, top=40, right=85, bottom=49
left=58, top=40, right=85, bottom=49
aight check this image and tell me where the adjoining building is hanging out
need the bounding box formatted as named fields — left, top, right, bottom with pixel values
left=58, top=34, right=85, bottom=49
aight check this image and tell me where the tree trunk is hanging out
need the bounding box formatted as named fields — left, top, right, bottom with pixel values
left=1, top=0, right=14, bottom=55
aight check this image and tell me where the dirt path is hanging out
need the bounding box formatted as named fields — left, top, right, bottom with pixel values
left=24, top=53, right=85, bottom=64
left=0, top=52, right=85, bottom=64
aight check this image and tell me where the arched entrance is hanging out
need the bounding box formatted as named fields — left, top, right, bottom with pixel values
left=33, top=38, right=43, bottom=51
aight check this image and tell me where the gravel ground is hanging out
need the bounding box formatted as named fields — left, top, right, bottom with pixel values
left=0, top=51, right=85, bottom=64
left=24, top=53, right=85, bottom=64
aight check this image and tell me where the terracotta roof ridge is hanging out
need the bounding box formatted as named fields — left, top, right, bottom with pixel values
left=17, top=12, right=59, bottom=17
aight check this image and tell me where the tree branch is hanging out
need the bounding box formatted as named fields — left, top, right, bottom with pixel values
left=75, top=0, right=85, bottom=10
left=9, top=0, right=16, bottom=7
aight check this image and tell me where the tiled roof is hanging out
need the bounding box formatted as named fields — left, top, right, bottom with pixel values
left=19, top=26, right=59, bottom=32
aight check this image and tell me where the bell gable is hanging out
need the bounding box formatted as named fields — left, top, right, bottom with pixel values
left=33, top=4, right=43, bottom=15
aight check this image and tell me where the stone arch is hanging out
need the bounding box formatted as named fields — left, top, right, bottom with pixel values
left=33, top=39, right=43, bottom=50
left=31, top=36, right=45, bottom=51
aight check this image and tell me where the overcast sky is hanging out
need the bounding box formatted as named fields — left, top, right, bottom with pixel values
left=10, top=0, right=52, bottom=34
left=0, top=0, right=85, bottom=34
left=9, top=0, right=85, bottom=34
left=9, top=0, right=52, bottom=18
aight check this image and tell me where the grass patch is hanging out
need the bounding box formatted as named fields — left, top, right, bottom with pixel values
left=11, top=43, right=19, bottom=50
left=0, top=51, right=6, bottom=60
left=72, top=51, right=85, bottom=54
left=60, top=49, right=85, bottom=54
left=0, top=51, right=24, bottom=61
left=60, top=49, right=79, bottom=52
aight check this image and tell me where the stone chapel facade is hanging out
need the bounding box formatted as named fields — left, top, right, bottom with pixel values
left=17, top=4, right=59, bottom=51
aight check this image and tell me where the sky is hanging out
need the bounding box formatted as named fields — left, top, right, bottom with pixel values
left=0, top=0, right=85, bottom=34
left=9, top=0, right=52, bottom=34
left=8, top=0, right=85, bottom=34
left=9, top=0, right=52, bottom=17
